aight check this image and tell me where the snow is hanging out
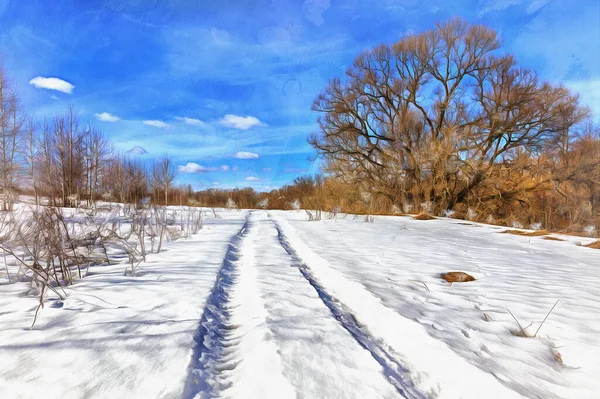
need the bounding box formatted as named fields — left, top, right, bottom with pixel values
left=1, top=208, right=599, bottom=398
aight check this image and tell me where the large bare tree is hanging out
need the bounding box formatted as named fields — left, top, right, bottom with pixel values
left=310, top=18, right=588, bottom=213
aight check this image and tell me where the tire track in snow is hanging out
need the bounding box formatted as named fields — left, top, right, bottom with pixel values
left=182, top=214, right=295, bottom=398
left=271, top=217, right=422, bottom=399
left=251, top=213, right=400, bottom=399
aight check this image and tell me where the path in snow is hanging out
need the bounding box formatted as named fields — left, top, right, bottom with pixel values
left=185, top=212, right=401, bottom=399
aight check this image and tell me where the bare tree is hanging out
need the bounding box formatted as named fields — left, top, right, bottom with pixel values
left=83, top=125, right=110, bottom=208
left=23, top=119, right=39, bottom=206
left=310, top=18, right=588, bottom=214
left=0, top=64, right=24, bottom=210
left=152, top=155, right=176, bottom=205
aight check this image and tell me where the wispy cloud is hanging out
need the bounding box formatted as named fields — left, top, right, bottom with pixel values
left=178, top=162, right=216, bottom=173
left=221, top=165, right=230, bottom=171
left=220, top=114, right=266, bottom=130
left=175, top=116, right=207, bottom=127
left=29, top=76, right=74, bottom=93
left=245, top=176, right=262, bottom=181
left=302, top=0, right=331, bottom=26
left=234, top=151, right=259, bottom=159
left=125, top=146, right=148, bottom=155
left=95, top=112, right=120, bottom=122
left=143, top=120, right=170, bottom=128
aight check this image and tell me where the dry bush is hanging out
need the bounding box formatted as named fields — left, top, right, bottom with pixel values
left=543, top=236, right=565, bottom=241
left=584, top=240, right=600, bottom=249
left=501, top=229, right=550, bottom=237
left=441, top=272, right=476, bottom=283
left=414, top=213, right=436, bottom=221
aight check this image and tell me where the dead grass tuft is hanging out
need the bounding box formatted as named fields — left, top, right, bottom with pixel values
left=543, top=236, right=565, bottom=241
left=441, top=271, right=476, bottom=283
left=501, top=229, right=550, bottom=237
left=584, top=240, right=600, bottom=249
left=414, top=212, right=436, bottom=220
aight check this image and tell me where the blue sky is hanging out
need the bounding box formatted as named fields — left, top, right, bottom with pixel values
left=1, top=0, right=598, bottom=191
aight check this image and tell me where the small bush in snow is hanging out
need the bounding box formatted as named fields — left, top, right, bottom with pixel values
left=391, top=204, right=402, bottom=215
left=485, top=215, right=495, bottom=224
left=466, top=208, right=478, bottom=221
left=444, top=209, right=455, bottom=218
left=288, top=199, right=301, bottom=210
left=530, top=222, right=543, bottom=231
left=583, top=225, right=597, bottom=237
left=404, top=203, right=414, bottom=213
left=420, top=201, right=433, bottom=214
left=257, top=198, right=268, bottom=209
left=510, top=221, right=524, bottom=229
left=226, top=198, right=237, bottom=209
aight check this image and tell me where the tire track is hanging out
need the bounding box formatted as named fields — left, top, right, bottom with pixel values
left=182, top=218, right=249, bottom=398
left=272, top=217, right=423, bottom=399
left=182, top=213, right=295, bottom=399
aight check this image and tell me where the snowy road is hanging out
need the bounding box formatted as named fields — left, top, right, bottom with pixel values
left=185, top=212, right=402, bottom=399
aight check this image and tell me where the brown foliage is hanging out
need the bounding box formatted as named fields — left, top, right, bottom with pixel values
left=441, top=272, right=476, bottom=283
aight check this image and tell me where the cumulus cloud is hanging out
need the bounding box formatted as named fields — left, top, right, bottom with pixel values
left=219, top=114, right=266, bottom=130
left=245, top=176, right=261, bottom=181
left=143, top=120, right=170, bottom=128
left=95, top=112, right=120, bottom=122
left=125, top=146, right=148, bottom=155
left=178, top=162, right=216, bottom=173
left=29, top=76, right=74, bottom=94
left=221, top=165, right=230, bottom=171
left=234, top=151, right=259, bottom=159
left=175, top=116, right=207, bottom=127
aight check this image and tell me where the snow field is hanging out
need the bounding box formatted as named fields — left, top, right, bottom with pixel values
left=1, top=208, right=599, bottom=399
left=275, top=211, right=600, bottom=398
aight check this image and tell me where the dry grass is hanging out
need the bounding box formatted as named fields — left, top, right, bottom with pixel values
left=585, top=240, right=600, bottom=249
left=543, top=236, right=565, bottom=241
left=414, top=212, right=436, bottom=220
left=441, top=271, right=475, bottom=283
left=501, top=229, right=550, bottom=237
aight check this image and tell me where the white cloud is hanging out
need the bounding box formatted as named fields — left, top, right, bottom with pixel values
left=29, top=76, right=74, bottom=94
left=95, top=112, right=120, bottom=122
left=232, top=166, right=239, bottom=172
left=125, top=146, right=148, bottom=155
left=175, top=116, right=207, bottom=127
left=211, top=27, right=230, bottom=45
left=234, top=151, right=259, bottom=159
left=302, top=0, right=331, bottom=26
left=221, top=165, right=230, bottom=171
left=219, top=114, right=266, bottom=130
left=178, top=162, right=216, bottom=173
left=143, top=120, right=170, bottom=128
left=526, top=0, right=550, bottom=13
left=245, top=176, right=261, bottom=181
